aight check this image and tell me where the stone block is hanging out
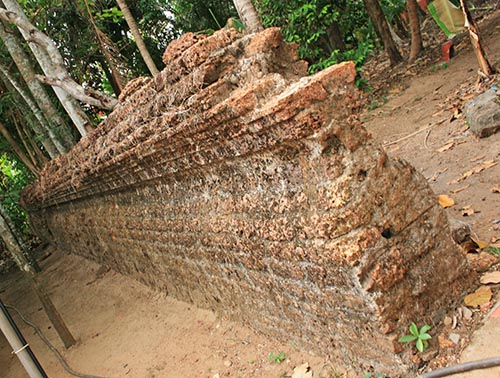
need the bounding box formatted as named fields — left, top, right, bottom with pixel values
left=464, top=86, right=500, bottom=138
left=22, top=28, right=473, bottom=376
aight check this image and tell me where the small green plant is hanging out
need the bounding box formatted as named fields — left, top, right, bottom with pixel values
left=486, top=246, right=500, bottom=258
left=398, top=322, right=432, bottom=352
left=267, top=351, right=287, bottom=363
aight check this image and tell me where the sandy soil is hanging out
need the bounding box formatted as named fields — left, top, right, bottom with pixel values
left=0, top=249, right=340, bottom=378
left=1, top=8, right=500, bottom=378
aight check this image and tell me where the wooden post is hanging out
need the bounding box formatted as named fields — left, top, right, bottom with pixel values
left=459, top=0, right=494, bottom=77
left=0, top=205, right=76, bottom=348
left=29, top=276, right=76, bottom=349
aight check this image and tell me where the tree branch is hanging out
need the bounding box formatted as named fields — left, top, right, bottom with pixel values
left=0, top=7, right=118, bottom=110
left=35, top=75, right=117, bottom=110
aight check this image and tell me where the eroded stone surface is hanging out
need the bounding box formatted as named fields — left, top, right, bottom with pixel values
left=22, top=27, right=473, bottom=376
left=464, top=86, right=500, bottom=138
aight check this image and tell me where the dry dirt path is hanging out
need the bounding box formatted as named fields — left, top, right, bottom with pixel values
left=362, top=9, right=500, bottom=243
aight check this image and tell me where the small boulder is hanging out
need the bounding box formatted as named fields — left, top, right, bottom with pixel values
left=464, top=86, right=500, bottom=138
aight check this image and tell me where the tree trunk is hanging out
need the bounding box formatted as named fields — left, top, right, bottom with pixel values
left=0, top=204, right=40, bottom=273
left=15, top=115, right=49, bottom=167
left=80, top=0, right=129, bottom=94
left=1, top=0, right=99, bottom=137
left=362, top=0, right=403, bottom=65
left=326, top=21, right=347, bottom=53
left=459, top=0, right=494, bottom=77
left=233, top=0, right=263, bottom=33
left=407, top=0, right=423, bottom=64
left=0, top=63, right=62, bottom=158
left=0, top=6, right=118, bottom=110
left=0, top=20, right=76, bottom=150
left=0, top=121, right=39, bottom=176
left=11, top=113, right=45, bottom=171
left=116, top=0, right=159, bottom=76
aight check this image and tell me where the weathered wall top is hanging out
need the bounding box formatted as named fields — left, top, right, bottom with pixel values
left=23, top=27, right=473, bottom=376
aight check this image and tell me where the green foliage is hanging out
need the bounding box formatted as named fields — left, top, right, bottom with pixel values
left=256, top=0, right=345, bottom=63
left=267, top=351, right=287, bottom=363
left=95, top=7, right=124, bottom=23
left=168, top=0, right=236, bottom=32
left=0, top=154, right=33, bottom=236
left=398, top=322, right=432, bottom=353
left=486, top=246, right=500, bottom=258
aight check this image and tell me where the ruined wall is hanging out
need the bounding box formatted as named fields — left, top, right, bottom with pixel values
left=23, top=28, right=473, bottom=375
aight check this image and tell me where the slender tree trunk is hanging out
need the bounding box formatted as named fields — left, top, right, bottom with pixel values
left=407, top=0, right=423, bottom=64
left=116, top=0, right=159, bottom=76
left=0, top=204, right=40, bottom=273
left=0, top=63, right=62, bottom=158
left=0, top=3, right=116, bottom=110
left=0, top=20, right=76, bottom=150
left=0, top=122, right=39, bottom=175
left=362, top=0, right=403, bottom=65
left=13, top=113, right=49, bottom=167
left=459, top=0, right=494, bottom=77
left=81, top=0, right=127, bottom=94
left=11, top=114, right=44, bottom=172
left=233, top=0, right=263, bottom=33
left=1, top=0, right=99, bottom=136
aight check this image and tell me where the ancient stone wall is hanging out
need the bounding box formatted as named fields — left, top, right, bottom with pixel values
left=23, top=28, right=473, bottom=375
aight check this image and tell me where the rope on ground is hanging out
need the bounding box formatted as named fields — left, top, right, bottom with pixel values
left=383, top=118, right=447, bottom=147
left=4, top=303, right=107, bottom=378
left=419, top=357, right=500, bottom=378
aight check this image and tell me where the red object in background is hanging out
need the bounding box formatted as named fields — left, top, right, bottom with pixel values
left=442, top=40, right=455, bottom=61
left=417, top=0, right=428, bottom=13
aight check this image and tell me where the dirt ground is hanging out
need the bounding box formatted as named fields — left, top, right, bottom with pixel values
left=362, top=8, right=500, bottom=243
left=1, top=8, right=500, bottom=378
left=1, top=250, right=343, bottom=378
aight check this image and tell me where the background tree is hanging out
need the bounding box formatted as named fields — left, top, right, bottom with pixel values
left=233, top=0, right=262, bottom=32
left=459, top=0, right=494, bottom=77
left=362, top=0, right=403, bottom=65
left=407, top=0, right=423, bottom=64
left=116, top=0, right=160, bottom=76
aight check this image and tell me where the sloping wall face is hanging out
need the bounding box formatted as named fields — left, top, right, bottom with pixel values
left=23, top=28, right=472, bottom=375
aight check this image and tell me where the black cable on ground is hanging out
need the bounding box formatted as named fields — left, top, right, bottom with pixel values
left=5, top=304, right=106, bottom=378
left=420, top=357, right=500, bottom=378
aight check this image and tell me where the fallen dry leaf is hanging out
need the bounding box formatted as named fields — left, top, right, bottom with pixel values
left=480, top=272, right=500, bottom=284
left=292, top=362, right=313, bottom=378
left=464, top=286, right=492, bottom=307
left=432, top=109, right=445, bottom=117
left=470, top=236, right=489, bottom=249
left=452, top=160, right=497, bottom=183
left=451, top=185, right=470, bottom=194
left=470, top=155, right=486, bottom=163
left=491, top=184, right=500, bottom=193
left=478, top=160, right=497, bottom=171
left=438, top=194, right=455, bottom=208
left=437, top=142, right=454, bottom=152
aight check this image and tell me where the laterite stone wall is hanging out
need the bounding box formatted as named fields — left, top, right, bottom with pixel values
left=23, top=28, right=473, bottom=375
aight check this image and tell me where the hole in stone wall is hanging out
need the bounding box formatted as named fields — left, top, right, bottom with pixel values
left=381, top=228, right=393, bottom=239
